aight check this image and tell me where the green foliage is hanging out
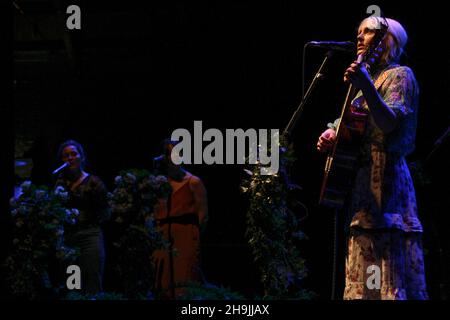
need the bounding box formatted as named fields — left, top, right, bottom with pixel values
left=241, top=140, right=312, bottom=299
left=108, top=169, right=171, bottom=299
left=108, top=169, right=171, bottom=225
left=64, top=291, right=128, bottom=300
left=3, top=182, right=79, bottom=299
left=113, top=223, right=167, bottom=299
left=174, top=282, right=245, bottom=300
left=64, top=283, right=246, bottom=301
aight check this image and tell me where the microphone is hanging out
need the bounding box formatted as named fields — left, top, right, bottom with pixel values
left=153, top=155, right=165, bottom=162
left=52, top=162, right=69, bottom=175
left=307, top=41, right=355, bottom=52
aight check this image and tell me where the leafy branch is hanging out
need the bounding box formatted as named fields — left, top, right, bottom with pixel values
left=241, top=141, right=313, bottom=299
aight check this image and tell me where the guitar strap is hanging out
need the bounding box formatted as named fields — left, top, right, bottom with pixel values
left=373, top=64, right=399, bottom=91
left=354, top=65, right=397, bottom=107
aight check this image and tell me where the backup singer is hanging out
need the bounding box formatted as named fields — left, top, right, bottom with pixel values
left=54, top=140, right=110, bottom=294
left=152, top=139, right=208, bottom=299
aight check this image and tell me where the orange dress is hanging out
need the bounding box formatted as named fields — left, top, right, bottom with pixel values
left=152, top=172, right=207, bottom=299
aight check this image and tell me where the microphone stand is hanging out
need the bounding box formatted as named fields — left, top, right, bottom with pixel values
left=282, top=49, right=340, bottom=300
left=283, top=50, right=333, bottom=139
left=420, top=125, right=450, bottom=300
left=424, top=125, right=450, bottom=165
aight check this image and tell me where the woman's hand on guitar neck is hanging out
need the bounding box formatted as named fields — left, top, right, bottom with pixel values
left=344, top=60, right=372, bottom=91
left=317, top=128, right=336, bottom=153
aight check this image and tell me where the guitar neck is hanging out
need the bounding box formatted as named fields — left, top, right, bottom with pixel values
left=334, top=53, right=365, bottom=141
left=331, top=84, right=357, bottom=155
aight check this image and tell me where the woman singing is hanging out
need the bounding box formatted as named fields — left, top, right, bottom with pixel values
left=317, top=17, right=428, bottom=300
left=55, top=140, right=110, bottom=294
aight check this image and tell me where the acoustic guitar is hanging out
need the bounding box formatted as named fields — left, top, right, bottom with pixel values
left=319, top=19, right=389, bottom=208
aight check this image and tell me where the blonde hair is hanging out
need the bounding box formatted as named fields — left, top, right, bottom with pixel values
left=361, top=17, right=408, bottom=65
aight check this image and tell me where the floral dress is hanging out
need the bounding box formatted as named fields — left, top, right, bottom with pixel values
left=329, top=64, right=428, bottom=300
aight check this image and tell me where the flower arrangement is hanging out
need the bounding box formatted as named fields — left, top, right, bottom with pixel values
left=108, top=169, right=171, bottom=225
left=241, top=142, right=313, bottom=299
left=108, top=169, right=171, bottom=299
left=3, top=181, right=79, bottom=299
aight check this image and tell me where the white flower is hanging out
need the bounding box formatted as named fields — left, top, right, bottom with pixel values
left=155, top=175, right=168, bottom=184
left=114, top=176, right=123, bottom=185
left=54, top=186, right=65, bottom=195
left=20, top=180, right=32, bottom=191
left=54, top=186, right=69, bottom=201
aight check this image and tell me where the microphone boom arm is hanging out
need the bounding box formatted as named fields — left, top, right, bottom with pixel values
left=283, top=50, right=333, bottom=139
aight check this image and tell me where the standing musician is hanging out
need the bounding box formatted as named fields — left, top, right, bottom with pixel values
left=317, top=17, right=428, bottom=300
left=152, top=139, right=208, bottom=299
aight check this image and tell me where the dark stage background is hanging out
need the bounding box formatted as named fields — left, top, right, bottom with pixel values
left=4, top=0, right=449, bottom=300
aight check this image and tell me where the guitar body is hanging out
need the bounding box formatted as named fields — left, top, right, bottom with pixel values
left=319, top=105, right=368, bottom=208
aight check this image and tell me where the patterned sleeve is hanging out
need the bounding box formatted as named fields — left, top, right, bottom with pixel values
left=381, top=66, right=419, bottom=118
left=381, top=66, right=419, bottom=155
